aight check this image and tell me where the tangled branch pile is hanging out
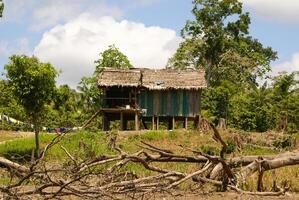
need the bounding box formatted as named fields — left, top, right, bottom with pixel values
left=0, top=120, right=298, bottom=199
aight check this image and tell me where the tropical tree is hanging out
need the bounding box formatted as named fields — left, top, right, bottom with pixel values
left=167, top=38, right=202, bottom=69
left=271, top=72, right=299, bottom=132
left=95, top=44, right=133, bottom=73
left=169, top=0, right=277, bottom=87
left=4, top=55, right=58, bottom=157
left=79, top=45, right=133, bottom=111
left=168, top=0, right=278, bottom=127
left=0, top=80, right=26, bottom=130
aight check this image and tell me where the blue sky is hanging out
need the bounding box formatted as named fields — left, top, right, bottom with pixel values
left=0, top=0, right=298, bottom=87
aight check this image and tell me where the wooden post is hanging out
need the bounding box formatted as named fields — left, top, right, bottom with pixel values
left=184, top=117, right=188, bottom=130
left=156, top=116, right=159, bottom=130
left=168, top=117, right=172, bottom=130
left=123, top=119, right=127, bottom=130
left=102, top=113, right=109, bottom=131
left=152, top=116, right=155, bottom=130
left=172, top=116, right=175, bottom=130
left=120, top=111, right=124, bottom=131
left=194, top=115, right=200, bottom=130
left=135, top=111, right=139, bottom=131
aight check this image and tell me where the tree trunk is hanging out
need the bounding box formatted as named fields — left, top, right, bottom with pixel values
left=0, top=156, right=29, bottom=174
left=206, top=60, right=212, bottom=87
left=237, top=152, right=299, bottom=186
left=34, top=123, right=40, bottom=159
left=218, top=118, right=227, bottom=130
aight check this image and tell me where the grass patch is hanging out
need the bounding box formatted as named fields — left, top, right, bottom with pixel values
left=0, top=134, right=55, bottom=161
left=47, top=131, right=116, bottom=161
left=242, top=144, right=279, bottom=156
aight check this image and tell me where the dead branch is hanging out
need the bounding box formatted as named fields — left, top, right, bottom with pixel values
left=0, top=156, right=29, bottom=175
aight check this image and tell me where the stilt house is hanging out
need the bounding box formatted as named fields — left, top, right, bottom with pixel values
left=98, top=68, right=206, bottom=131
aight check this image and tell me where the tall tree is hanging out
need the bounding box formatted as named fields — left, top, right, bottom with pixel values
left=5, top=55, right=58, bottom=157
left=95, top=44, right=133, bottom=73
left=168, top=0, right=278, bottom=126
left=271, top=72, right=299, bottom=132
left=170, top=0, right=277, bottom=87
left=79, top=45, right=133, bottom=111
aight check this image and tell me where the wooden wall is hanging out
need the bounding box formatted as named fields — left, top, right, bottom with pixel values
left=138, top=89, right=201, bottom=117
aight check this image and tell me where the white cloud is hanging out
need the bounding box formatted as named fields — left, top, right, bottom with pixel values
left=271, top=53, right=299, bottom=75
left=242, top=0, right=299, bottom=23
left=34, top=14, right=181, bottom=87
left=31, top=0, right=123, bottom=31
left=2, top=0, right=36, bottom=21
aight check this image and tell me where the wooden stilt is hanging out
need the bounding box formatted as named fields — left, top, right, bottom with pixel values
left=123, top=119, right=127, bottom=130
left=172, top=116, right=175, bottom=130
left=168, top=117, right=172, bottom=130
left=135, top=112, right=139, bottom=131
left=184, top=117, right=188, bottom=130
left=102, top=113, right=109, bottom=131
left=194, top=115, right=199, bottom=130
left=152, top=116, right=155, bottom=130
left=120, top=112, right=124, bottom=131
left=156, top=116, right=159, bottom=130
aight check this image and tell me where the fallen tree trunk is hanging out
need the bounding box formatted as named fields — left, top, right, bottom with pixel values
left=237, top=152, right=299, bottom=186
left=0, top=156, right=29, bottom=174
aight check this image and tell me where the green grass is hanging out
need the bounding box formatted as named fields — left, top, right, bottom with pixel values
left=242, top=144, right=279, bottom=155
left=0, top=134, right=55, bottom=161
left=46, top=131, right=115, bottom=160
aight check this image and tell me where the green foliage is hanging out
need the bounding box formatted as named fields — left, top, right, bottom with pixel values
left=225, top=139, right=236, bottom=154
left=167, top=0, right=282, bottom=133
left=201, top=71, right=299, bottom=132
left=4, top=55, right=58, bottom=125
left=43, top=84, right=84, bottom=128
left=78, top=45, right=133, bottom=116
left=229, top=85, right=276, bottom=132
left=0, top=80, right=25, bottom=122
left=271, top=72, right=299, bottom=132
left=4, top=55, right=58, bottom=156
left=167, top=38, right=202, bottom=69
left=78, top=76, right=102, bottom=112
left=177, top=0, right=277, bottom=86
left=202, top=80, right=237, bottom=122
left=198, top=145, right=218, bottom=156
left=273, top=135, right=293, bottom=149
left=95, top=44, right=133, bottom=73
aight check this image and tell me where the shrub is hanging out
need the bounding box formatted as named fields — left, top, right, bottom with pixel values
left=225, top=139, right=236, bottom=154
left=198, top=145, right=218, bottom=156
left=273, top=135, right=293, bottom=149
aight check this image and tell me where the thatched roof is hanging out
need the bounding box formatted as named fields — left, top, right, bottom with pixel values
left=98, top=68, right=206, bottom=90
left=98, top=69, right=141, bottom=87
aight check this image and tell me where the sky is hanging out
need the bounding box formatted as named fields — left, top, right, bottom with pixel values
left=0, top=0, right=299, bottom=88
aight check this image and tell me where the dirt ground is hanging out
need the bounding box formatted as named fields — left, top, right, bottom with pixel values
left=68, top=192, right=299, bottom=200
left=2, top=190, right=297, bottom=200
left=0, top=130, right=34, bottom=144
left=156, top=192, right=299, bottom=200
